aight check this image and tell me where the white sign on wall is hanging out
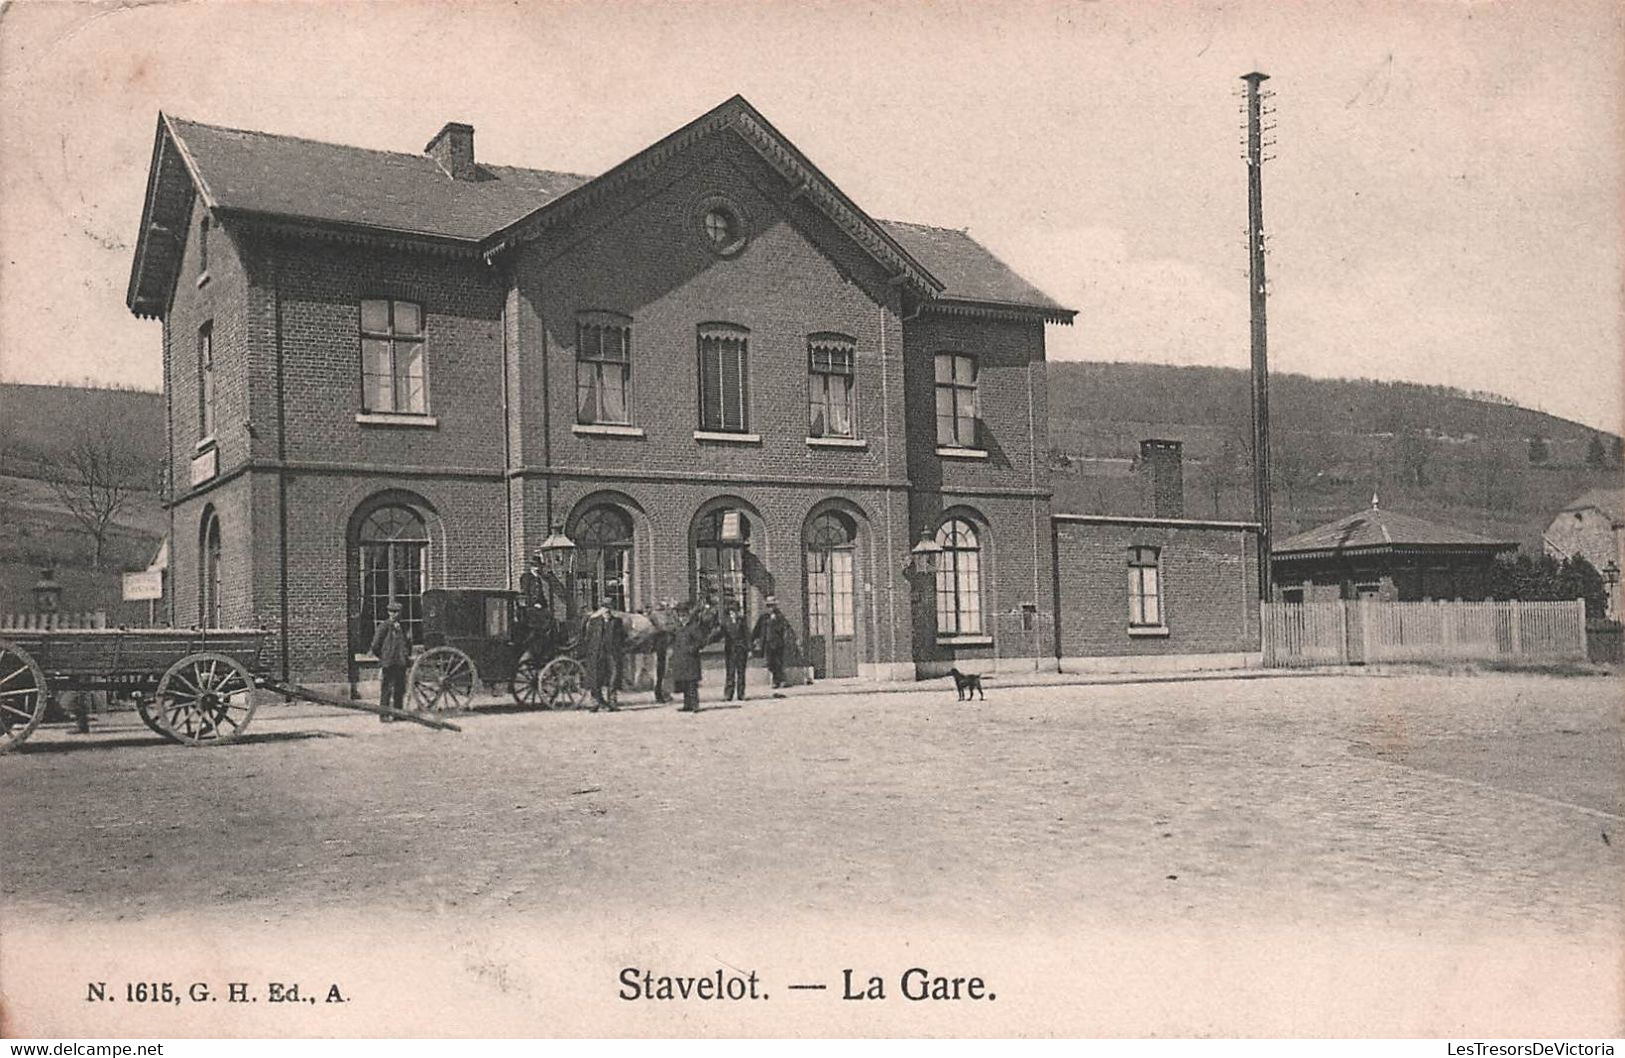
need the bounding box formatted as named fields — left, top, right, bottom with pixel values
left=122, top=570, right=164, bottom=601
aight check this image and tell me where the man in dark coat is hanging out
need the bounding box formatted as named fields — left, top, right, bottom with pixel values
left=669, top=612, right=708, bottom=713
left=751, top=595, right=794, bottom=689
left=519, top=553, right=547, bottom=609
left=369, top=599, right=411, bottom=722
left=717, top=599, right=750, bottom=701
left=581, top=595, right=625, bottom=712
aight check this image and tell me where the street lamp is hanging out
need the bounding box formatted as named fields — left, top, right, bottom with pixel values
left=538, top=524, right=577, bottom=580
left=909, top=529, right=943, bottom=578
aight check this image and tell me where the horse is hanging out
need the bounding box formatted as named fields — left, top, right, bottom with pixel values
left=617, top=596, right=720, bottom=702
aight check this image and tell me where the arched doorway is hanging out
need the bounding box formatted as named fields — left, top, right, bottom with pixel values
left=805, top=509, right=858, bottom=677
left=355, top=503, right=430, bottom=647
left=693, top=504, right=761, bottom=618
left=571, top=503, right=634, bottom=614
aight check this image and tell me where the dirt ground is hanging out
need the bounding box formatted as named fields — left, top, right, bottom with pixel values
left=2, top=671, right=1620, bottom=1036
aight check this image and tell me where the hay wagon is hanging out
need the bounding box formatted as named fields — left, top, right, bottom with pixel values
left=0, top=627, right=273, bottom=752
left=0, top=626, right=461, bottom=754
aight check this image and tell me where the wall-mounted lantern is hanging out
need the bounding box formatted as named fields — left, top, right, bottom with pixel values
left=908, top=529, right=943, bottom=578
left=538, top=525, right=577, bottom=580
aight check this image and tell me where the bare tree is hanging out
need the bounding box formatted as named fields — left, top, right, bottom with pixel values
left=43, top=424, right=150, bottom=569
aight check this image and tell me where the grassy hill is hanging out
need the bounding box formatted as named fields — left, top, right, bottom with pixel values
left=1, top=371, right=1619, bottom=619
left=1, top=384, right=166, bottom=621
left=1048, top=363, right=1623, bottom=552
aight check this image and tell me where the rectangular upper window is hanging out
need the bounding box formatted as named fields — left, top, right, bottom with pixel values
left=198, top=214, right=210, bottom=276
left=360, top=299, right=427, bottom=415
left=934, top=352, right=978, bottom=448
left=198, top=322, right=214, bottom=439
left=808, top=334, right=856, bottom=439
left=698, top=323, right=749, bottom=433
left=1129, top=545, right=1163, bottom=627
left=576, top=312, right=633, bottom=426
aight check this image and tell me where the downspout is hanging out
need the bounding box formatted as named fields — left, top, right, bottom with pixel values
left=878, top=299, right=898, bottom=674
left=1051, top=516, right=1063, bottom=671
left=273, top=248, right=291, bottom=686
left=1026, top=331, right=1041, bottom=667
left=497, top=258, right=514, bottom=588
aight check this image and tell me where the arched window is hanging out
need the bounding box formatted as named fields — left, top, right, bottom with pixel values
left=572, top=504, right=634, bottom=613
left=358, top=505, right=429, bottom=644
left=695, top=506, right=753, bottom=616
left=200, top=509, right=222, bottom=629
left=935, top=517, right=983, bottom=636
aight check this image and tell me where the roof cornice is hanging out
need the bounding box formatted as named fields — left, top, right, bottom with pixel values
left=923, top=297, right=1077, bottom=326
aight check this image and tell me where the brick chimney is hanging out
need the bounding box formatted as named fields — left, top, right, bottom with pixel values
left=425, top=122, right=476, bottom=181
left=1140, top=439, right=1184, bottom=519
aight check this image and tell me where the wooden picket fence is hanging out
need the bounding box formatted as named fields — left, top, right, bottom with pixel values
left=0, top=610, right=109, bottom=631
left=1262, top=599, right=1587, bottom=667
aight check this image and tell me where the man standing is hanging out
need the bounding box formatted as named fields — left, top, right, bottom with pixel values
left=669, top=611, right=707, bottom=713
left=751, top=595, right=793, bottom=689
left=581, top=595, right=625, bottom=712
left=369, top=599, right=411, bottom=723
left=718, top=599, right=750, bottom=701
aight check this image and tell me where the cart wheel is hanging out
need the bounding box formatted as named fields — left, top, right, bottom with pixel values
left=508, top=651, right=546, bottom=709
left=409, top=647, right=478, bottom=713
left=537, top=656, right=587, bottom=710
left=155, top=652, right=257, bottom=746
left=135, top=695, right=182, bottom=744
left=0, top=639, right=48, bottom=753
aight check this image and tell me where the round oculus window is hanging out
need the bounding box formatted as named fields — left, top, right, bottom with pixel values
left=696, top=198, right=748, bottom=256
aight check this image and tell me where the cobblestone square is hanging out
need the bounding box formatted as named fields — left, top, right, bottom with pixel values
left=2, top=671, right=1620, bottom=1035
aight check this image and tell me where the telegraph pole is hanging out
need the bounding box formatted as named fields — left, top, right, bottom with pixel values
left=1242, top=71, right=1274, bottom=603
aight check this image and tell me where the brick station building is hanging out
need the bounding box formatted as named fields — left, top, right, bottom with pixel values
left=126, top=95, right=1261, bottom=686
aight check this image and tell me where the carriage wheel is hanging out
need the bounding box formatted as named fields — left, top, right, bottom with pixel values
left=155, top=652, right=257, bottom=746
left=0, top=639, right=48, bottom=753
left=508, top=651, right=545, bottom=709
left=135, top=696, right=182, bottom=744
left=537, top=656, right=587, bottom=710
left=409, top=647, right=478, bottom=713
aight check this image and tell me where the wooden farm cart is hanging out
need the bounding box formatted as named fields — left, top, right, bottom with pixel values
left=0, top=628, right=458, bottom=754
left=410, top=588, right=588, bottom=713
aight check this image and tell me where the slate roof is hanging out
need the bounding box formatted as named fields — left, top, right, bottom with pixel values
left=1273, top=506, right=1517, bottom=558
left=144, top=110, right=1070, bottom=314
left=1558, top=487, right=1625, bottom=527
left=877, top=220, right=1070, bottom=314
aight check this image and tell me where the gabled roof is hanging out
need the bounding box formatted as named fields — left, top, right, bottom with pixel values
left=1273, top=505, right=1517, bottom=559
left=127, top=97, right=1075, bottom=323
left=170, top=116, right=591, bottom=241
left=1558, top=487, right=1625, bottom=527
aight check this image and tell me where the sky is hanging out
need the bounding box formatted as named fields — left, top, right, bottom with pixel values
left=0, top=0, right=1620, bottom=431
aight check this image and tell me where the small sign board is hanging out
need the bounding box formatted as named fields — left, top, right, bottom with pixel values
left=189, top=447, right=218, bottom=486
left=123, top=570, right=164, bottom=601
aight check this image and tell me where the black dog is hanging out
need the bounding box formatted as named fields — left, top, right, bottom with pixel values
left=947, top=668, right=986, bottom=701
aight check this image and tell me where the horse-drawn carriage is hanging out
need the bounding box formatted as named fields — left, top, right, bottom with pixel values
left=406, top=588, right=589, bottom=713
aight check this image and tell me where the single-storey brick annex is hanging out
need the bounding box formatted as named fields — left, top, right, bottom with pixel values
left=126, top=95, right=1261, bottom=687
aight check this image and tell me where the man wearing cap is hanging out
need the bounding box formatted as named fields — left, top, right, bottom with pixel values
left=751, top=595, right=793, bottom=689
left=369, top=599, right=411, bottom=722
left=581, top=594, right=626, bottom=712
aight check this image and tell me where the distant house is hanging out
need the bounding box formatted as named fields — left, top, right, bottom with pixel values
left=1544, top=488, right=1624, bottom=618
left=1272, top=502, right=1517, bottom=603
